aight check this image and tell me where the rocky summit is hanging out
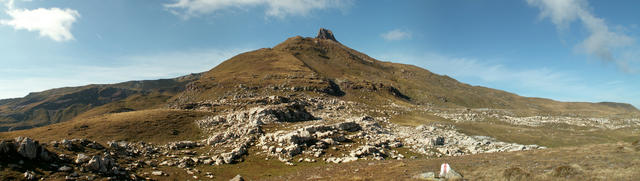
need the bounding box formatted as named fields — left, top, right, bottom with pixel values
left=0, top=29, right=639, bottom=180
left=316, top=28, right=338, bottom=42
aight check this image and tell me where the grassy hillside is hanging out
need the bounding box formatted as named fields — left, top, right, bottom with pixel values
left=0, top=74, right=200, bottom=132
left=175, top=35, right=638, bottom=117
left=0, top=109, right=212, bottom=144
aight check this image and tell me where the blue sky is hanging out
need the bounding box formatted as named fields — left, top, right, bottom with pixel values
left=1, top=0, right=639, bottom=108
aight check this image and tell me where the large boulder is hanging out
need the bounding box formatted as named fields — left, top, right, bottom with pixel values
left=230, top=174, right=244, bottom=181
left=0, top=137, right=57, bottom=162
left=16, top=137, right=38, bottom=159
left=337, top=122, right=361, bottom=132
left=75, top=154, right=90, bottom=164
left=86, top=154, right=116, bottom=173
left=439, top=163, right=462, bottom=179
left=0, top=140, right=15, bottom=154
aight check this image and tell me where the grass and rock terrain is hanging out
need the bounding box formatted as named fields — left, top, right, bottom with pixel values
left=1, top=29, right=639, bottom=180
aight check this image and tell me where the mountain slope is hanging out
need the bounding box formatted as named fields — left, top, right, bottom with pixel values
left=173, top=29, right=638, bottom=116
left=0, top=29, right=638, bottom=181
left=0, top=74, right=201, bottom=131
left=1, top=28, right=637, bottom=132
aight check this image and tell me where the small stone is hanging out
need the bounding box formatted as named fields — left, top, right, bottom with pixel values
left=152, top=171, right=164, bottom=176
left=59, top=166, right=73, bottom=172
left=230, top=174, right=244, bottom=181
left=24, top=171, right=35, bottom=180
left=75, top=154, right=90, bottom=164
left=415, top=172, right=436, bottom=180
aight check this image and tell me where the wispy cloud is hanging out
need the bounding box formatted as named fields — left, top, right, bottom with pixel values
left=164, top=0, right=353, bottom=19
left=380, top=29, right=412, bottom=41
left=526, top=0, right=639, bottom=73
left=0, top=0, right=80, bottom=42
left=0, top=48, right=250, bottom=99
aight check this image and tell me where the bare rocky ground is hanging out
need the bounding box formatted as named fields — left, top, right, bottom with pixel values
left=0, top=94, right=556, bottom=180
left=272, top=141, right=640, bottom=181
left=433, top=108, right=640, bottom=129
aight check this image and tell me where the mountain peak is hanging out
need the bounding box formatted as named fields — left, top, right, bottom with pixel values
left=316, top=28, right=337, bottom=42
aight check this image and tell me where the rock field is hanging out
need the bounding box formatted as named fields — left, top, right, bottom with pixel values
left=0, top=95, right=547, bottom=180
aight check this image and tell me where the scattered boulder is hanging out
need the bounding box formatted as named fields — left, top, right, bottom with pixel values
left=23, top=171, right=35, bottom=180
left=85, top=154, right=116, bottom=174
left=0, top=137, right=56, bottom=162
left=337, top=121, right=361, bottom=132
left=414, top=172, right=436, bottom=180
left=152, top=171, right=165, bottom=176
left=439, top=163, right=462, bottom=179
left=75, top=154, right=90, bottom=164
left=58, top=165, right=73, bottom=172
left=230, top=174, right=244, bottom=181
left=16, top=137, right=38, bottom=159
left=0, top=140, right=15, bottom=154
left=168, top=141, right=197, bottom=150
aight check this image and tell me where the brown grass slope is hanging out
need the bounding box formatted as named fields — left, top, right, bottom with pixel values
left=0, top=109, right=212, bottom=144
left=0, top=74, right=201, bottom=132
left=176, top=34, right=638, bottom=117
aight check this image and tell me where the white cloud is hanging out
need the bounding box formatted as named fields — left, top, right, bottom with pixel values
left=0, top=48, right=249, bottom=99
left=164, top=0, right=352, bottom=19
left=381, top=29, right=412, bottom=41
left=0, top=1, right=80, bottom=42
left=526, top=0, right=638, bottom=72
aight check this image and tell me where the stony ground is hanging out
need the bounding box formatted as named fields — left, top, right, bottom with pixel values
left=1, top=94, right=638, bottom=180
left=273, top=141, right=640, bottom=181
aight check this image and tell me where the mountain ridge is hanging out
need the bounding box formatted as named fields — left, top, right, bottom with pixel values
left=0, top=29, right=637, bottom=132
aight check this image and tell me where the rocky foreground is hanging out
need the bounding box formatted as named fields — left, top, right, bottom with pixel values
left=0, top=95, right=548, bottom=180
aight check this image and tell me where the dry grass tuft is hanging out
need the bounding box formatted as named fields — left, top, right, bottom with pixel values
left=503, top=167, right=531, bottom=181
left=551, top=165, right=580, bottom=178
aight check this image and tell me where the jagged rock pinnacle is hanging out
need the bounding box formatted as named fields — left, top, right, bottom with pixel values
left=316, top=28, right=337, bottom=42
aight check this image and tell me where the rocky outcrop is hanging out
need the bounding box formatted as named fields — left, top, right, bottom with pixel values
left=0, top=137, right=56, bottom=162
left=316, top=28, right=337, bottom=42
left=16, top=137, right=39, bottom=159
left=397, top=124, right=543, bottom=157
left=434, top=109, right=640, bottom=129
left=85, top=153, right=116, bottom=173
